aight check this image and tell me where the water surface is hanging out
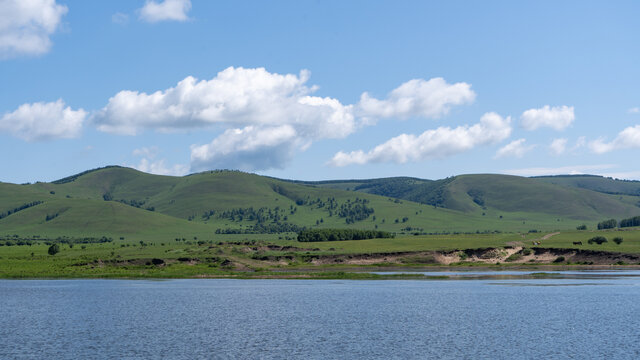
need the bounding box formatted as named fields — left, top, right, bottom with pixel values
left=1, top=272, right=639, bottom=359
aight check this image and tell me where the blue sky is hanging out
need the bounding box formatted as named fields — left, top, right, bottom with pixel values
left=1, top=0, right=639, bottom=183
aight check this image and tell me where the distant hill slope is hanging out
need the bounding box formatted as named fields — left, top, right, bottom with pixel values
left=2, top=167, right=640, bottom=239
left=297, top=174, right=640, bottom=219
left=533, top=175, right=640, bottom=196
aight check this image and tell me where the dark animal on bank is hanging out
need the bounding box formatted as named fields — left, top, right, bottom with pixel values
left=572, top=241, right=582, bottom=245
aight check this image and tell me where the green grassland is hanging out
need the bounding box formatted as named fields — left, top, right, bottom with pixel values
left=4, top=167, right=639, bottom=241
left=2, top=167, right=640, bottom=278
left=1, top=228, right=639, bottom=278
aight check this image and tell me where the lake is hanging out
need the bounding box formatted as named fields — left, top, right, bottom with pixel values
left=1, top=271, right=640, bottom=359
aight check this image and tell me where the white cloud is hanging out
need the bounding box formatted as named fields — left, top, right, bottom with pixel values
left=501, top=164, right=617, bottom=177
left=112, top=12, right=129, bottom=25
left=131, top=145, right=187, bottom=176
left=494, top=138, right=534, bottom=159
left=629, top=107, right=640, bottom=114
left=139, top=0, right=191, bottom=23
left=589, top=125, right=640, bottom=154
left=521, top=105, right=574, bottom=131
left=329, top=112, right=511, bottom=166
left=94, top=67, right=359, bottom=171
left=549, top=138, right=568, bottom=156
left=0, top=0, right=68, bottom=58
left=133, top=158, right=188, bottom=176
left=190, top=125, right=302, bottom=172
left=93, top=67, right=356, bottom=137
left=357, top=77, right=475, bottom=121
left=0, top=99, right=86, bottom=141
left=95, top=68, right=484, bottom=171
left=132, top=146, right=159, bottom=158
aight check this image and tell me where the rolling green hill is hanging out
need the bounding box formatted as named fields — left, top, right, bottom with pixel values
left=2, top=167, right=640, bottom=241
left=298, top=174, right=640, bottom=219
left=533, top=175, right=640, bottom=196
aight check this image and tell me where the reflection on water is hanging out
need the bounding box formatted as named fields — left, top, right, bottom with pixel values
left=371, top=269, right=640, bottom=281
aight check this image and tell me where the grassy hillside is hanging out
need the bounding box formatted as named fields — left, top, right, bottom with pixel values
left=2, top=167, right=640, bottom=241
left=533, top=175, right=640, bottom=196
left=445, top=174, right=639, bottom=219
left=298, top=174, right=640, bottom=220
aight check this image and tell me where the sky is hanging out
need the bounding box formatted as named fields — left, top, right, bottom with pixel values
left=1, top=0, right=639, bottom=183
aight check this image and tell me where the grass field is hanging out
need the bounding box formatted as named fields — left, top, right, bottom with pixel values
left=2, top=228, right=639, bottom=278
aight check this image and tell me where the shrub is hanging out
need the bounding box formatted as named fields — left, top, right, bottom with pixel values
left=553, top=256, right=565, bottom=263
left=576, top=224, right=587, bottom=230
left=613, top=237, right=623, bottom=245
left=47, top=243, right=60, bottom=255
left=505, top=253, right=522, bottom=262
left=151, top=258, right=165, bottom=265
left=522, top=248, right=532, bottom=256
left=588, top=236, right=608, bottom=245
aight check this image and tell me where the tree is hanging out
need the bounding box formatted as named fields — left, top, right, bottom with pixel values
left=597, top=219, right=617, bottom=230
left=48, top=243, right=60, bottom=255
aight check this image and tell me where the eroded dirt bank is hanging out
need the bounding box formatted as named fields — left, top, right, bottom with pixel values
left=304, top=247, right=640, bottom=266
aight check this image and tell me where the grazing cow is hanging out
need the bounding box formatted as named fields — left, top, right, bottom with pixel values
left=573, top=241, right=582, bottom=245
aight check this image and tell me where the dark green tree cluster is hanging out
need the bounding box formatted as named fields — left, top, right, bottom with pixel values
left=117, top=198, right=146, bottom=207
left=215, top=222, right=304, bottom=234
left=218, top=206, right=288, bottom=223
left=337, top=198, right=374, bottom=224
left=201, top=209, right=216, bottom=220
left=45, top=213, right=59, bottom=221
left=619, top=216, right=640, bottom=228
left=0, top=201, right=43, bottom=219
left=467, top=189, right=485, bottom=206
left=297, top=228, right=393, bottom=242
left=597, top=219, right=617, bottom=230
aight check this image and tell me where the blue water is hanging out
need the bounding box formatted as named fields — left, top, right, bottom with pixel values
left=1, top=273, right=640, bottom=359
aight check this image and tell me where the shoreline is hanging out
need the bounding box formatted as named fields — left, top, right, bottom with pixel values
left=3, top=264, right=640, bottom=280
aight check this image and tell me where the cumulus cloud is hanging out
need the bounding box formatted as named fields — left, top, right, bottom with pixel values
left=131, top=146, right=187, bottom=176
left=590, top=125, right=640, bottom=154
left=139, top=0, right=191, bottom=23
left=549, top=138, right=568, bottom=156
left=494, top=139, right=534, bottom=159
left=133, top=158, right=188, bottom=176
left=329, top=112, right=511, bottom=166
left=0, top=99, right=86, bottom=141
left=93, top=67, right=355, bottom=137
left=521, top=105, right=574, bottom=131
left=95, top=67, right=482, bottom=171
left=357, top=77, right=475, bottom=121
left=190, top=125, right=303, bottom=172
left=94, top=67, right=360, bottom=171
left=501, top=164, right=617, bottom=177
left=0, top=0, right=68, bottom=58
